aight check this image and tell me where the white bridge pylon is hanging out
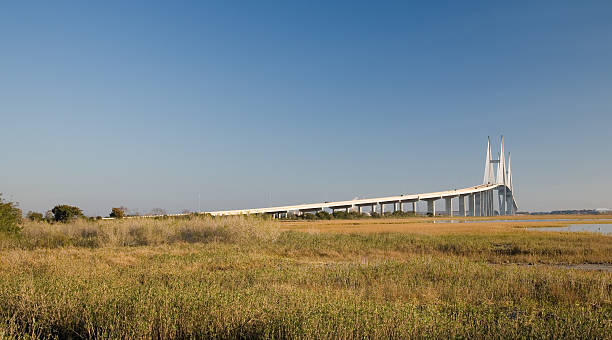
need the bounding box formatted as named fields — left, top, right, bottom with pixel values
left=206, top=137, right=517, bottom=217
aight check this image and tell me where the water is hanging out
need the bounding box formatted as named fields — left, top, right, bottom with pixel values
left=526, top=224, right=612, bottom=235
left=433, top=218, right=612, bottom=224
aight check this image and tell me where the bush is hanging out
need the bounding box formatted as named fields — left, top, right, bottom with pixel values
left=109, top=207, right=126, bottom=219
left=302, top=213, right=317, bottom=220
left=0, top=194, right=22, bottom=233
left=315, top=211, right=332, bottom=220
left=51, top=205, right=83, bottom=223
left=26, top=211, right=44, bottom=222
left=390, top=210, right=416, bottom=218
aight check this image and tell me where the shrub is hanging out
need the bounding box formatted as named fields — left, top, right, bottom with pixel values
left=390, top=210, right=416, bottom=218
left=0, top=194, right=22, bottom=233
left=332, top=211, right=357, bottom=219
left=51, top=205, right=83, bottom=223
left=109, top=207, right=127, bottom=219
left=26, top=211, right=44, bottom=222
left=315, top=211, right=332, bottom=220
left=302, top=213, right=317, bottom=220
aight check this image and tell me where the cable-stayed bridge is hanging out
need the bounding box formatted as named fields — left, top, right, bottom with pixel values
left=206, top=136, right=517, bottom=217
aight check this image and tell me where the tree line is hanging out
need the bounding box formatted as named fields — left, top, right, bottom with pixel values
left=0, top=193, right=179, bottom=233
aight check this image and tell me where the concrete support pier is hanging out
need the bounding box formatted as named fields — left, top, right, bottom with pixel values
left=468, top=194, right=475, bottom=216
left=426, top=200, right=436, bottom=216
left=459, top=195, right=466, bottom=216
left=492, top=191, right=495, bottom=215
left=499, top=190, right=506, bottom=215
left=445, top=197, right=453, bottom=216
left=483, top=191, right=488, bottom=216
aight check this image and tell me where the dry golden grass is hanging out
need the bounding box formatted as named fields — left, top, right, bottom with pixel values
left=0, top=215, right=611, bottom=338
left=0, top=215, right=279, bottom=250
left=280, top=215, right=612, bottom=234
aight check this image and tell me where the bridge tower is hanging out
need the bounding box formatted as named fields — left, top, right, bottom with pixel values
left=497, top=136, right=507, bottom=214
left=483, top=137, right=495, bottom=185
left=482, top=136, right=517, bottom=216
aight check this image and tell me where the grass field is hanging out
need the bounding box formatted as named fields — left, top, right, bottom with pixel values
left=0, top=215, right=611, bottom=338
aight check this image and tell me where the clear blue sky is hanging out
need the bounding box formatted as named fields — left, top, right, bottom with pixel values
left=1, top=1, right=611, bottom=216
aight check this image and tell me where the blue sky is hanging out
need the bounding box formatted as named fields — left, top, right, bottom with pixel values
left=1, top=1, right=611, bottom=216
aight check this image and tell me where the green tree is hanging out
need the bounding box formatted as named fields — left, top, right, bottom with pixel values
left=26, top=211, right=44, bottom=221
left=109, top=207, right=127, bottom=219
left=0, top=194, right=22, bottom=233
left=315, top=211, right=332, bottom=220
left=51, top=205, right=83, bottom=223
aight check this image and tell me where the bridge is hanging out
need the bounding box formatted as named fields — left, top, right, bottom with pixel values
left=206, top=136, right=517, bottom=217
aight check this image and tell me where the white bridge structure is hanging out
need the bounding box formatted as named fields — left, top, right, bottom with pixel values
left=207, top=137, right=517, bottom=217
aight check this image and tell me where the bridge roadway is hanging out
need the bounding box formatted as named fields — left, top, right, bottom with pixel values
left=206, top=183, right=514, bottom=217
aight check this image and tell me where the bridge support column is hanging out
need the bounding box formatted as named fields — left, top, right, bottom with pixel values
left=507, top=191, right=514, bottom=215
left=475, top=193, right=481, bottom=217
left=371, top=204, right=376, bottom=214
left=380, top=203, right=385, bottom=215
left=426, top=200, right=436, bottom=216
left=399, top=201, right=403, bottom=212
left=483, top=191, right=488, bottom=216
left=413, top=201, right=418, bottom=215
left=468, top=194, right=475, bottom=216
left=445, top=197, right=453, bottom=216
left=459, top=195, right=466, bottom=217
left=492, top=190, right=496, bottom=216
left=482, top=192, right=486, bottom=216
left=504, top=186, right=508, bottom=216
left=357, top=206, right=362, bottom=214
left=499, top=190, right=506, bottom=215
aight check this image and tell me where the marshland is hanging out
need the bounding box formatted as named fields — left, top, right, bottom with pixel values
left=0, top=214, right=611, bottom=339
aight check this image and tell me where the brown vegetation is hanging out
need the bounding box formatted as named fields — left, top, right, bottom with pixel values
left=0, top=215, right=610, bottom=338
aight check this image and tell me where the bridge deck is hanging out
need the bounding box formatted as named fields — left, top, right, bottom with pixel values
left=207, top=183, right=505, bottom=216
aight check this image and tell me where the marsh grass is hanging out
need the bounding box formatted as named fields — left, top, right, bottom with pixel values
left=0, top=216, right=611, bottom=338
left=0, top=215, right=279, bottom=250
left=270, top=230, right=612, bottom=265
